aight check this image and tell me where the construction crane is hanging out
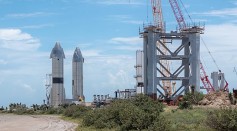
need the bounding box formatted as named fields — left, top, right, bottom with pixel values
left=169, top=0, right=186, bottom=30
left=151, top=0, right=164, bottom=30
left=151, top=0, right=172, bottom=97
left=168, top=0, right=228, bottom=92
left=200, top=63, right=215, bottom=93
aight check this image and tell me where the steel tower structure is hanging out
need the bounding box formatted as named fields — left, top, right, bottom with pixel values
left=45, top=74, right=52, bottom=105
left=141, top=0, right=204, bottom=100
left=151, top=0, right=172, bottom=97
left=141, top=26, right=203, bottom=100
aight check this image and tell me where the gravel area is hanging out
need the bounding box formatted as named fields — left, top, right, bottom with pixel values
left=0, top=114, right=77, bottom=131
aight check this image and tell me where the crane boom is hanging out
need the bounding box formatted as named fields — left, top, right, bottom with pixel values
left=168, top=0, right=225, bottom=93
left=151, top=0, right=164, bottom=30
left=200, top=63, right=215, bottom=93
left=151, top=0, right=172, bottom=97
left=169, top=0, right=186, bottom=30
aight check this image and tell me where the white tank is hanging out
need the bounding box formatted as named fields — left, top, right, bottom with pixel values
left=72, top=47, right=84, bottom=101
left=50, top=43, right=66, bottom=107
left=135, top=50, right=144, bottom=94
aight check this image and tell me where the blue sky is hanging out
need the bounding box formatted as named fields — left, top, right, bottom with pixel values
left=0, top=0, right=237, bottom=107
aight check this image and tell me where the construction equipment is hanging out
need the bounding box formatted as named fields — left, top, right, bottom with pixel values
left=169, top=0, right=186, bottom=30
left=200, top=63, right=215, bottom=93
left=168, top=0, right=228, bottom=93
left=151, top=0, right=172, bottom=97
left=151, top=0, right=164, bottom=30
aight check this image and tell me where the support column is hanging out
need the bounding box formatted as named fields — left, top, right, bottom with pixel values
left=143, top=27, right=158, bottom=99
left=188, top=33, right=200, bottom=92
left=182, top=37, right=190, bottom=93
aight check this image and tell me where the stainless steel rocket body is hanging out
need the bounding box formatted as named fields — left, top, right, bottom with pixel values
left=72, top=48, right=84, bottom=101
left=50, top=43, right=66, bottom=107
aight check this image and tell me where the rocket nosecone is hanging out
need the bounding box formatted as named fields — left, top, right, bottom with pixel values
left=73, top=47, right=83, bottom=62
left=50, top=42, right=66, bottom=107
left=50, top=42, right=65, bottom=59
left=72, top=47, right=84, bottom=101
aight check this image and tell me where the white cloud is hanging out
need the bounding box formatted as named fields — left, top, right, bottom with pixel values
left=194, top=8, right=237, bottom=17
left=19, top=24, right=54, bottom=29
left=121, top=20, right=143, bottom=25
left=82, top=49, right=102, bottom=57
left=115, top=45, right=142, bottom=51
left=200, top=23, right=237, bottom=90
left=202, top=24, right=237, bottom=50
left=0, top=59, right=7, bottom=64
left=6, top=12, right=56, bottom=18
left=107, top=15, right=143, bottom=25
left=22, top=84, right=36, bottom=93
left=0, top=35, right=139, bottom=106
left=86, top=0, right=143, bottom=5
left=110, top=36, right=142, bottom=45
left=0, top=29, right=40, bottom=51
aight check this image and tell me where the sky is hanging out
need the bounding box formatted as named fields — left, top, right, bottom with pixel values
left=0, top=0, right=237, bottom=107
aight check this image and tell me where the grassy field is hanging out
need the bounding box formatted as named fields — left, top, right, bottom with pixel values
left=61, top=116, right=117, bottom=131
left=62, top=107, right=216, bottom=131
left=163, top=107, right=215, bottom=131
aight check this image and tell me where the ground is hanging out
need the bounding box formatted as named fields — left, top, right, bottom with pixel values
left=0, top=114, right=77, bottom=131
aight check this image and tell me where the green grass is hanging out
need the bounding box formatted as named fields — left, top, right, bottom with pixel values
left=61, top=107, right=217, bottom=131
left=162, top=107, right=216, bottom=131
left=61, top=116, right=117, bottom=131
left=76, top=126, right=116, bottom=131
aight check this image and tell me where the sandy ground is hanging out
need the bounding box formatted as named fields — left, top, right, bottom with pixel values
left=0, top=114, right=77, bottom=131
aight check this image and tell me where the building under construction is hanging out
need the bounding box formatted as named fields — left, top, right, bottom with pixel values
left=134, top=0, right=228, bottom=101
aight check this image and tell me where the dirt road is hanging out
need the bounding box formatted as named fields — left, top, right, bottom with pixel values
left=0, top=114, right=77, bottom=131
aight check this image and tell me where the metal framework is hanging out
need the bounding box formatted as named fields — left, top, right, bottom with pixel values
left=45, top=74, right=52, bottom=105
left=151, top=0, right=164, bottom=30
left=151, top=0, right=172, bottom=97
left=141, top=26, right=201, bottom=100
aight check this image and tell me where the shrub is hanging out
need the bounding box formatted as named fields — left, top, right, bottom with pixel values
left=131, top=94, right=164, bottom=114
left=178, top=101, right=193, bottom=109
left=82, top=94, right=169, bottom=130
left=229, top=93, right=237, bottom=105
left=115, top=101, right=148, bottom=130
left=46, top=107, right=64, bottom=114
left=206, top=107, right=237, bottom=131
left=178, top=92, right=204, bottom=109
left=64, top=105, right=91, bottom=118
left=0, top=106, right=4, bottom=111
left=183, top=92, right=204, bottom=105
left=148, top=115, right=171, bottom=131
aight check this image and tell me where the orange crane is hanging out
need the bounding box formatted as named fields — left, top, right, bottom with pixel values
left=151, top=0, right=172, bottom=97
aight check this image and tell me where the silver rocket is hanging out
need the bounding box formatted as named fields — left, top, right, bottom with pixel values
left=50, top=42, right=66, bottom=107
left=72, top=47, right=84, bottom=101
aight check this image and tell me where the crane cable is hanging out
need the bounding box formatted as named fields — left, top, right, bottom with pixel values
left=147, top=0, right=149, bottom=23
left=200, top=37, right=221, bottom=72
left=179, top=0, right=221, bottom=72
left=178, top=0, right=193, bottom=24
